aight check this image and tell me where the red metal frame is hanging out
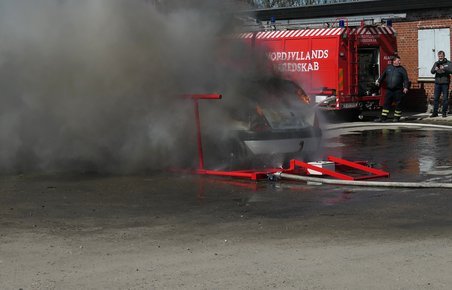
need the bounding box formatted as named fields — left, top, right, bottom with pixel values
left=327, top=156, right=389, bottom=179
left=186, top=94, right=389, bottom=182
left=197, top=168, right=282, bottom=181
left=286, top=156, right=389, bottom=181
left=186, top=94, right=222, bottom=170
left=188, top=93, right=285, bottom=181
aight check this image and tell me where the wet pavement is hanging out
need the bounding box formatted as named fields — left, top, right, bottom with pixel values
left=2, top=122, right=452, bottom=289
left=2, top=123, right=452, bottom=233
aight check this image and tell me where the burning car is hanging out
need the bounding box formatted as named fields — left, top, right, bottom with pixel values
left=200, top=78, right=322, bottom=170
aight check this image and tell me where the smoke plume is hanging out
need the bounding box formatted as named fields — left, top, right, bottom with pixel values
left=0, top=0, right=264, bottom=173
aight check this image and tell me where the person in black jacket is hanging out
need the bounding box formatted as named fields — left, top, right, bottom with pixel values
left=374, top=55, right=409, bottom=122
left=430, top=51, right=452, bottom=118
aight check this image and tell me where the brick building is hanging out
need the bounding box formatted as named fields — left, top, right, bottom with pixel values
left=244, top=0, right=452, bottom=112
left=392, top=12, right=452, bottom=112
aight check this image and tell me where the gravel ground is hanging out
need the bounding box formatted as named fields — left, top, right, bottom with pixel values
left=1, top=173, right=452, bottom=289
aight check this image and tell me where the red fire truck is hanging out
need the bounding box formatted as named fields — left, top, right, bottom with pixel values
left=237, top=23, right=398, bottom=115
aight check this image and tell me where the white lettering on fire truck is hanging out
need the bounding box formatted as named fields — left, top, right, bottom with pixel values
left=267, top=50, right=329, bottom=72
left=277, top=62, right=320, bottom=72
left=268, top=50, right=329, bottom=61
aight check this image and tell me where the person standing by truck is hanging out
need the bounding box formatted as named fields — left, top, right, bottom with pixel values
left=374, top=55, right=409, bottom=122
left=430, top=50, right=452, bottom=118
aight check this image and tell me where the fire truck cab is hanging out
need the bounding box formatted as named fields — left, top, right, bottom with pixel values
left=238, top=23, right=398, bottom=115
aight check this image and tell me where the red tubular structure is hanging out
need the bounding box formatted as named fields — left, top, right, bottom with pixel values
left=186, top=94, right=389, bottom=182
left=327, top=156, right=389, bottom=179
left=287, top=156, right=389, bottom=181
left=185, top=94, right=222, bottom=170
left=186, top=93, right=284, bottom=180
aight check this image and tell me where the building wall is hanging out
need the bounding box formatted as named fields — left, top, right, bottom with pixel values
left=393, top=15, right=452, bottom=112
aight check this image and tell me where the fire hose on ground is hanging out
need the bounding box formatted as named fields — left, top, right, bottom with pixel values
left=270, top=171, right=452, bottom=189
left=326, top=121, right=452, bottom=131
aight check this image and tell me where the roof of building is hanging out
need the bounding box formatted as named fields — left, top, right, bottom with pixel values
left=241, top=0, right=452, bottom=21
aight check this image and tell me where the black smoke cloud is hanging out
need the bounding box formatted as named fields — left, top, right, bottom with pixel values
left=0, top=0, right=266, bottom=174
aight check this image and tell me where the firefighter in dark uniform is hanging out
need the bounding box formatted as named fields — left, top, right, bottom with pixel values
left=374, top=55, right=409, bottom=122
